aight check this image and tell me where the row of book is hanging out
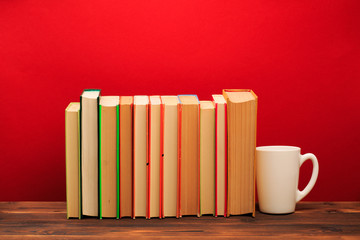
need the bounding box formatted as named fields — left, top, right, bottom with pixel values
left=65, top=89, right=258, bottom=219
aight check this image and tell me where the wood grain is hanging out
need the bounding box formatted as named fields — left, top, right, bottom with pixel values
left=0, top=202, right=359, bottom=239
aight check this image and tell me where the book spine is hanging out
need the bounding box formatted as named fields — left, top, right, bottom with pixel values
left=147, top=101, right=151, bottom=219
left=132, top=104, right=136, bottom=219
left=131, top=101, right=134, bottom=219
left=116, top=104, right=120, bottom=219
left=197, top=102, right=200, bottom=218
left=224, top=102, right=228, bottom=218
left=214, top=103, right=218, bottom=217
left=79, top=95, right=83, bottom=219
left=65, top=108, right=69, bottom=219
left=159, top=101, right=164, bottom=219
left=176, top=103, right=181, bottom=218
left=99, top=105, right=102, bottom=219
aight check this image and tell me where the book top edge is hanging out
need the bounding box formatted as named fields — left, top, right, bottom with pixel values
left=66, top=102, right=80, bottom=112
left=178, top=95, right=199, bottom=105
left=82, top=90, right=101, bottom=99
left=212, top=94, right=226, bottom=104
left=100, top=96, right=119, bottom=106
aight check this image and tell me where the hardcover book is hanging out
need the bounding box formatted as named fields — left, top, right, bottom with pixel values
left=160, top=96, right=179, bottom=218
left=65, top=102, right=81, bottom=219
left=148, top=96, right=161, bottom=219
left=99, top=96, right=119, bottom=219
left=212, top=94, right=227, bottom=217
left=199, top=101, right=215, bottom=216
left=119, top=96, right=134, bottom=218
left=80, top=89, right=101, bottom=217
left=222, top=89, right=257, bottom=217
left=177, top=95, right=200, bottom=217
left=133, top=96, right=149, bottom=218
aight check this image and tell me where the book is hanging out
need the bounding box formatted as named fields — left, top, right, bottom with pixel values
left=119, top=96, right=133, bottom=218
left=177, top=95, right=200, bottom=217
left=65, top=102, right=81, bottom=219
left=148, top=96, right=161, bottom=219
left=212, top=94, right=227, bottom=217
left=222, top=89, right=257, bottom=217
left=199, top=101, right=215, bottom=216
left=133, top=96, right=149, bottom=218
left=99, top=96, right=119, bottom=219
left=80, top=89, right=101, bottom=217
left=160, top=96, right=179, bottom=218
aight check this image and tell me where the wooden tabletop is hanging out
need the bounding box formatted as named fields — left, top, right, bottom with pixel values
left=0, top=202, right=359, bottom=239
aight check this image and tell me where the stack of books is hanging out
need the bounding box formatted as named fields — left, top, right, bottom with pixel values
left=65, top=89, right=258, bottom=219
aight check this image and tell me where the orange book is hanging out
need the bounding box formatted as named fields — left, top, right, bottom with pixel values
left=222, top=89, right=257, bottom=217
left=177, top=95, right=200, bottom=217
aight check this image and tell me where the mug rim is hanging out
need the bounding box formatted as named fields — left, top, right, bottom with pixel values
left=256, top=145, right=300, bottom=152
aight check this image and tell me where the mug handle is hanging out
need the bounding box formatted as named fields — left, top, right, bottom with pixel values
left=296, top=153, right=319, bottom=202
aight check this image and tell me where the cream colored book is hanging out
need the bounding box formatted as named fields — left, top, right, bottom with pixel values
left=212, top=94, right=227, bottom=217
left=148, top=96, right=161, bottom=219
left=81, top=89, right=101, bottom=217
left=65, top=102, right=80, bottom=219
left=178, top=95, right=200, bottom=217
left=119, top=96, right=133, bottom=218
left=133, top=96, right=149, bottom=218
left=199, top=101, right=215, bottom=216
left=160, top=96, right=179, bottom=218
left=99, top=96, right=119, bottom=219
left=222, top=89, right=257, bottom=217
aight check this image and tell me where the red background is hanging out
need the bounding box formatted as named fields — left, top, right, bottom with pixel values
left=1, top=1, right=359, bottom=201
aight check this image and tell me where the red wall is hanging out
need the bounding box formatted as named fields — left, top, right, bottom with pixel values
left=1, top=1, right=359, bottom=201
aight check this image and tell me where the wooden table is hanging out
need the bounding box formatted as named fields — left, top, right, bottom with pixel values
left=0, top=202, right=359, bottom=239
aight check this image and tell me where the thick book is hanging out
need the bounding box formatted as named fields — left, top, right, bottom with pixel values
left=119, top=96, right=133, bottom=218
left=199, top=101, right=215, bottom=216
left=212, top=94, right=228, bottom=217
left=177, top=95, right=200, bottom=217
left=80, top=89, right=101, bottom=217
left=148, top=96, right=161, bottom=219
left=222, top=89, right=257, bottom=217
left=133, top=96, right=149, bottom=218
left=99, top=96, right=119, bottom=219
left=65, top=102, right=81, bottom=219
left=160, top=96, right=179, bottom=218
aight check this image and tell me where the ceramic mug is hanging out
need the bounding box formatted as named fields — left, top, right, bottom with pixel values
left=256, top=146, right=319, bottom=214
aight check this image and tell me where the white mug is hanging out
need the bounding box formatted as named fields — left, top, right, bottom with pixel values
left=256, top=146, right=319, bottom=214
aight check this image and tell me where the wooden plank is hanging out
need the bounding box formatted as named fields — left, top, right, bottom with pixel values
left=0, top=202, right=359, bottom=239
